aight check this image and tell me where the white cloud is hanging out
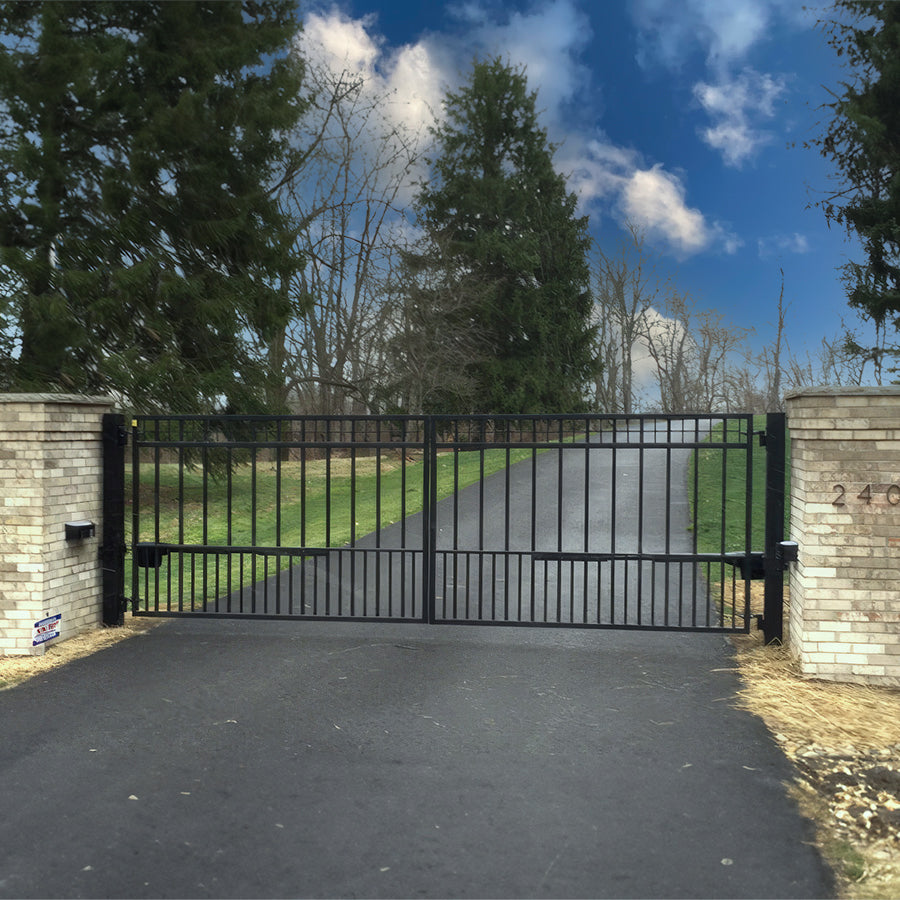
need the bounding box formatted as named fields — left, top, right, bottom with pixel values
left=693, top=69, right=787, bottom=167
left=298, top=3, right=734, bottom=259
left=621, top=165, right=712, bottom=256
left=561, top=139, right=737, bottom=257
left=631, top=0, right=786, bottom=72
left=301, top=0, right=592, bottom=138
left=466, top=0, right=592, bottom=121
left=631, top=2, right=796, bottom=169
left=299, top=9, right=444, bottom=137
left=757, top=232, right=811, bottom=258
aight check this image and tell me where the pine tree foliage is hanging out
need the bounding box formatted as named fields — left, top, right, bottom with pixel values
left=381, top=233, right=495, bottom=414
left=812, top=0, right=900, bottom=358
left=412, top=58, right=596, bottom=413
left=0, top=1, right=305, bottom=411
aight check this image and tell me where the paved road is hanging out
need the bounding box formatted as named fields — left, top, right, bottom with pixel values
left=49, top=420, right=832, bottom=897
left=0, top=621, right=831, bottom=898
left=229, top=422, right=727, bottom=628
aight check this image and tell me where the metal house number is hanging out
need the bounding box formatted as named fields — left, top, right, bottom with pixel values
left=832, top=483, right=900, bottom=506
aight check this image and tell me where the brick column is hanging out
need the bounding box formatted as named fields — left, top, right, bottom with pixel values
left=785, top=387, right=900, bottom=687
left=0, top=394, right=114, bottom=656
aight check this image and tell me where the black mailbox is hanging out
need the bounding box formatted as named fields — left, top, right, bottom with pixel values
left=65, top=521, right=95, bottom=540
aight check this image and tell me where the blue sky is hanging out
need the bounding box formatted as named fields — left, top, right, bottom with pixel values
left=297, top=0, right=869, bottom=373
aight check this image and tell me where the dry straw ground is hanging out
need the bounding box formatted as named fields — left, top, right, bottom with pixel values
left=2, top=600, right=899, bottom=899
left=731, top=585, right=900, bottom=900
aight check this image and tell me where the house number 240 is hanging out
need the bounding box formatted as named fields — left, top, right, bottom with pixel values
left=832, top=484, right=900, bottom=506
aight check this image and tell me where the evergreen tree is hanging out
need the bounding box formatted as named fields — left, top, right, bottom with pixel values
left=0, top=1, right=305, bottom=411
left=413, top=58, right=596, bottom=413
left=811, top=1, right=900, bottom=365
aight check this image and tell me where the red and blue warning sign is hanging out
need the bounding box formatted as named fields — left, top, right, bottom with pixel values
left=32, top=614, right=61, bottom=646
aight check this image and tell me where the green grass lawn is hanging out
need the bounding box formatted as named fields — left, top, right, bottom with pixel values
left=127, top=444, right=536, bottom=603
left=689, top=415, right=790, bottom=555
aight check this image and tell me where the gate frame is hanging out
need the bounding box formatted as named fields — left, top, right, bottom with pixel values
left=107, top=412, right=787, bottom=635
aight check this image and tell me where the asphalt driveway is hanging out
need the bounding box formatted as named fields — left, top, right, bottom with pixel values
left=0, top=619, right=832, bottom=899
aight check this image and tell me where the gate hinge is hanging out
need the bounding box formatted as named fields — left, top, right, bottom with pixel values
left=116, top=424, right=129, bottom=446
left=756, top=430, right=767, bottom=447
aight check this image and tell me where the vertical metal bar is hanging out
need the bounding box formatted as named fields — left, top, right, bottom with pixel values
left=350, top=420, right=357, bottom=617
left=153, top=422, right=161, bottom=612
left=720, top=423, right=729, bottom=627
left=504, top=442, right=511, bottom=621
left=226, top=445, right=233, bottom=613
left=424, top=415, right=437, bottom=624
left=177, top=420, right=185, bottom=613
left=131, top=418, right=141, bottom=614
left=556, top=418, right=564, bottom=621
left=250, top=443, right=258, bottom=613
left=478, top=426, right=486, bottom=620
left=664, top=420, right=673, bottom=626
left=101, top=414, right=126, bottom=626
left=742, top=417, right=753, bottom=633
left=300, top=420, right=307, bottom=614
left=214, top=549, right=220, bottom=614
left=400, top=420, right=408, bottom=546
left=325, top=433, right=332, bottom=616
left=238, top=552, right=244, bottom=614
left=691, top=416, right=700, bottom=626
left=275, top=419, right=283, bottom=616
left=275, top=419, right=283, bottom=547
left=375, top=426, right=382, bottom=617
left=325, top=425, right=332, bottom=547
left=637, top=416, right=645, bottom=625
left=763, top=412, right=786, bottom=643
left=582, top=416, right=590, bottom=625
left=530, top=419, right=538, bottom=623
left=201, top=439, right=209, bottom=611
left=189, top=552, right=196, bottom=612
left=453, top=421, right=461, bottom=619
left=610, top=419, right=618, bottom=623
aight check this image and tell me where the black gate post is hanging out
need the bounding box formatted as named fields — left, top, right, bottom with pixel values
left=762, top=412, right=786, bottom=643
left=101, top=413, right=127, bottom=626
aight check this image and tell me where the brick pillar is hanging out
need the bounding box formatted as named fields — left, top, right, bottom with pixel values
left=785, top=387, right=900, bottom=687
left=0, top=394, right=114, bottom=656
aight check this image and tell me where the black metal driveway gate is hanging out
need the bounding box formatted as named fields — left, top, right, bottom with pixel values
left=115, top=413, right=786, bottom=639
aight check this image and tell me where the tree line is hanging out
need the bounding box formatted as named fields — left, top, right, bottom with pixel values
left=0, top=1, right=894, bottom=415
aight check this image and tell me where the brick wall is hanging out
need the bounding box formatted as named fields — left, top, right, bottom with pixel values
left=785, top=387, right=900, bottom=687
left=0, top=394, right=114, bottom=656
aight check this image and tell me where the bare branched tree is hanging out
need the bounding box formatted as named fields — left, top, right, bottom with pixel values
left=589, top=224, right=659, bottom=413
left=784, top=331, right=872, bottom=389
left=727, top=271, right=877, bottom=413
left=642, top=292, right=750, bottom=413
left=273, top=60, right=426, bottom=413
